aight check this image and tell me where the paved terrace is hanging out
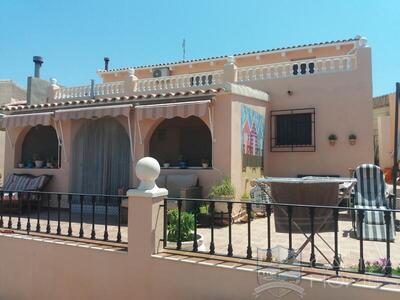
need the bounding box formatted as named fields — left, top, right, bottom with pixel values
left=2, top=210, right=399, bottom=271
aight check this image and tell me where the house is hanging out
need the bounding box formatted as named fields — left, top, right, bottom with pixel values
left=0, top=36, right=373, bottom=200
left=373, top=92, right=395, bottom=172
left=0, top=80, right=26, bottom=183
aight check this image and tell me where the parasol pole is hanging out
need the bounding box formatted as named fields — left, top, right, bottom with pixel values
left=392, top=82, right=400, bottom=229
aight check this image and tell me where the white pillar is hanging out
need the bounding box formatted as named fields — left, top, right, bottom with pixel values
left=223, top=56, right=237, bottom=83
left=124, top=69, right=138, bottom=94
left=127, top=157, right=168, bottom=258
left=47, top=78, right=60, bottom=102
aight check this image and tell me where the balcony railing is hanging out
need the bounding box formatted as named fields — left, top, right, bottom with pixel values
left=54, top=81, right=125, bottom=101
left=49, top=54, right=356, bottom=102
left=0, top=191, right=127, bottom=244
left=136, top=70, right=224, bottom=93
left=236, top=54, right=356, bottom=82
left=163, top=197, right=399, bottom=278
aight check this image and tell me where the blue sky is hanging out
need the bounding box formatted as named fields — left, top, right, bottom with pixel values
left=0, top=0, right=399, bottom=96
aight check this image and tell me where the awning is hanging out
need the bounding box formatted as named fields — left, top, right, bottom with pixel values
left=1, top=112, right=53, bottom=128
left=134, top=100, right=214, bottom=146
left=135, top=100, right=211, bottom=121
left=54, top=104, right=132, bottom=121
left=54, top=104, right=134, bottom=163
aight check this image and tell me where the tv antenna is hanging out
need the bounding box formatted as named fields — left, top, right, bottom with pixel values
left=182, top=38, right=186, bottom=61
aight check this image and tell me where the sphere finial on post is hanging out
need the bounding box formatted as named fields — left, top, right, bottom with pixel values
left=129, top=157, right=168, bottom=197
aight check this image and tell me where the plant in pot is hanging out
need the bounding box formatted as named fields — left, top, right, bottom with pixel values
left=162, top=161, right=170, bottom=168
left=32, top=154, right=44, bottom=168
left=328, top=134, right=337, bottom=146
left=348, top=134, right=357, bottom=145
left=209, top=177, right=235, bottom=223
left=166, top=208, right=204, bottom=251
left=201, top=158, right=209, bottom=169
left=46, top=159, right=53, bottom=168
left=17, top=161, right=24, bottom=168
left=196, top=203, right=211, bottom=227
left=178, top=154, right=187, bottom=169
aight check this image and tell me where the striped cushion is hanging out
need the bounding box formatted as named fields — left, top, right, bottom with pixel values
left=354, top=164, right=395, bottom=242
left=3, top=174, right=51, bottom=192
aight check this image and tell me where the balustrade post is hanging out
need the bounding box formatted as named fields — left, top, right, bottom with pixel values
left=124, top=69, right=138, bottom=94
left=47, top=78, right=60, bottom=102
left=223, top=56, right=237, bottom=83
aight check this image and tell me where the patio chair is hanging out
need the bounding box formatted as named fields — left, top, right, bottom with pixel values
left=257, top=178, right=345, bottom=264
left=1, top=173, right=52, bottom=211
left=352, top=164, right=395, bottom=242
left=249, top=180, right=271, bottom=215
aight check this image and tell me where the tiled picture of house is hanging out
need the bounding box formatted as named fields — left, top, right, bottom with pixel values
left=241, top=105, right=265, bottom=171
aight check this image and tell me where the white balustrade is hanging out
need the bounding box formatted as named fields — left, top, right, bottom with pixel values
left=136, top=70, right=223, bottom=93
left=54, top=81, right=125, bottom=100
left=52, top=54, right=356, bottom=101
left=236, top=54, right=356, bottom=82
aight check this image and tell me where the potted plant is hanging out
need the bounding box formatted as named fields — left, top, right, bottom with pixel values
left=178, top=154, right=187, bottom=169
left=209, top=177, right=235, bottom=215
left=201, top=158, right=209, bottom=169
left=162, top=161, right=170, bottom=168
left=197, top=203, right=211, bottom=227
left=166, top=209, right=205, bottom=251
left=45, top=159, right=53, bottom=168
left=17, top=161, right=24, bottom=168
left=348, top=134, right=357, bottom=145
left=33, top=154, right=44, bottom=168
left=328, top=134, right=337, bottom=146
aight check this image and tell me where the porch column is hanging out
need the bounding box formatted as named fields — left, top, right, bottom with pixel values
left=127, top=157, right=168, bottom=258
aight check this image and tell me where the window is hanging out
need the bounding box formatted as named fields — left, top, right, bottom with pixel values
left=149, top=116, right=212, bottom=167
left=271, top=108, right=315, bottom=152
left=21, top=125, right=60, bottom=167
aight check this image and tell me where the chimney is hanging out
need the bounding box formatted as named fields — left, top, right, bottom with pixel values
left=33, top=56, right=43, bottom=78
left=104, top=57, right=110, bottom=71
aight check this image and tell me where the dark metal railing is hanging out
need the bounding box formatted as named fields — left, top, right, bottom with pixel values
left=163, top=197, right=400, bottom=278
left=0, top=191, right=127, bottom=244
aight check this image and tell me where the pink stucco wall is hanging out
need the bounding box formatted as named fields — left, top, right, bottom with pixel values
left=0, top=191, right=398, bottom=300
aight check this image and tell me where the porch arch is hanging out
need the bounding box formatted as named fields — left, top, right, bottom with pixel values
left=21, top=125, right=59, bottom=167
left=71, top=117, right=131, bottom=195
left=149, top=116, right=212, bottom=167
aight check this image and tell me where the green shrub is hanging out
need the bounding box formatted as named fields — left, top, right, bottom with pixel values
left=209, top=177, right=235, bottom=198
left=198, top=204, right=209, bottom=214
left=241, top=192, right=250, bottom=200
left=328, top=134, right=337, bottom=141
left=167, top=209, right=194, bottom=242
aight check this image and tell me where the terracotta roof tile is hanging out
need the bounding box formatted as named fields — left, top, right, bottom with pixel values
left=98, top=37, right=360, bottom=73
left=0, top=88, right=224, bottom=114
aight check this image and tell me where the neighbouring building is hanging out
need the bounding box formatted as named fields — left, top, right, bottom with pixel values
left=0, top=36, right=373, bottom=201
left=0, top=80, right=26, bottom=182
left=373, top=92, right=397, bottom=173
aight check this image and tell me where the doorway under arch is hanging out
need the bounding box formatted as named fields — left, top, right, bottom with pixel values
left=71, top=118, right=131, bottom=196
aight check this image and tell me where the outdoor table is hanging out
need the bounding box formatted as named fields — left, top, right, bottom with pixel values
left=255, top=177, right=356, bottom=233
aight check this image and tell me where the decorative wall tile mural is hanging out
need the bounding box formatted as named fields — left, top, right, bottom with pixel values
left=241, top=105, right=265, bottom=170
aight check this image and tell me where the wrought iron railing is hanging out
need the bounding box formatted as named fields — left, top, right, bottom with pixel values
left=0, top=191, right=127, bottom=244
left=163, top=197, right=399, bottom=278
